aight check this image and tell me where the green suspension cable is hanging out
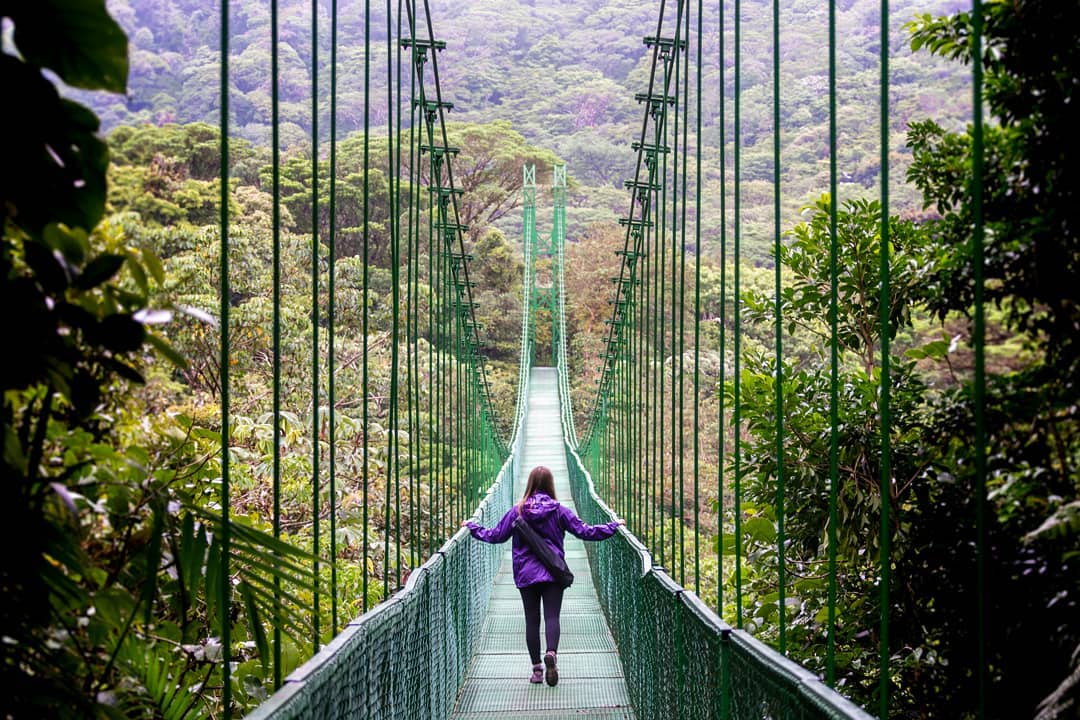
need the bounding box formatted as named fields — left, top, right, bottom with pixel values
left=827, top=0, right=839, bottom=689
left=971, top=0, right=986, bottom=715
left=717, top=0, right=727, bottom=618
left=733, top=0, right=744, bottom=629
left=270, top=0, right=282, bottom=689
left=658, top=47, right=668, bottom=567
left=878, top=0, right=893, bottom=714
left=440, top=200, right=449, bottom=540
left=679, top=4, right=690, bottom=588
left=773, top=0, right=786, bottom=656
left=670, top=28, right=681, bottom=580
left=422, top=3, right=503, bottom=453
left=329, top=0, right=339, bottom=638
left=425, top=116, right=435, bottom=559
left=407, top=42, right=420, bottom=570
left=403, top=13, right=415, bottom=570
left=586, top=0, right=667, bottom=446
left=361, top=0, right=370, bottom=613
left=218, top=0, right=232, bottom=711
left=309, top=0, right=321, bottom=651
left=392, top=0, right=404, bottom=590
left=693, top=0, right=702, bottom=596
left=669, top=33, right=679, bottom=577
left=382, top=0, right=394, bottom=603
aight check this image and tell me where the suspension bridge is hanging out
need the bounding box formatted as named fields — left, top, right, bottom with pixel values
left=244, top=170, right=874, bottom=718
left=95, top=0, right=996, bottom=717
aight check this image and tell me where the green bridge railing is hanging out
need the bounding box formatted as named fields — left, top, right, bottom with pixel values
left=245, top=144, right=540, bottom=720
left=245, top=353, right=528, bottom=720
left=557, top=361, right=873, bottom=720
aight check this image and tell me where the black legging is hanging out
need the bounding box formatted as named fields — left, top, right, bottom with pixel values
left=519, top=581, right=564, bottom=664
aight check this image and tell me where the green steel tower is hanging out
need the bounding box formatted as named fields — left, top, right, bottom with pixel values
left=526, top=164, right=565, bottom=364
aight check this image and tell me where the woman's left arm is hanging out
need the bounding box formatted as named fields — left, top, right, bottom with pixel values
left=465, top=507, right=516, bottom=543
left=559, top=506, right=620, bottom=541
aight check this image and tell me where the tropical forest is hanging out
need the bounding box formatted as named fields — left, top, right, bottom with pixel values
left=1, top=0, right=1076, bottom=718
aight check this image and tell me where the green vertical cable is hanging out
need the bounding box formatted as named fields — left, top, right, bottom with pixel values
left=441, top=209, right=450, bottom=539
left=426, top=145, right=434, bottom=558
left=650, top=176, right=659, bottom=561
left=406, top=70, right=418, bottom=570
left=679, top=5, right=690, bottom=588
left=309, top=0, right=321, bottom=652
left=630, top=275, right=635, bottom=525
left=665, top=38, right=673, bottom=578
left=877, top=0, right=892, bottom=715
left=646, top=190, right=653, bottom=543
left=827, top=0, right=839, bottom=689
left=669, top=36, right=679, bottom=577
left=642, top=201, right=650, bottom=544
left=613, top=346, right=620, bottom=510
left=382, top=0, right=394, bottom=602
left=633, top=269, right=641, bottom=529
left=410, top=79, right=422, bottom=569
left=971, top=0, right=986, bottom=715
left=392, top=0, right=404, bottom=587
left=328, top=0, right=339, bottom=638
left=433, top=185, right=441, bottom=547
left=454, top=266, right=461, bottom=527
left=626, top=241, right=634, bottom=534
left=658, top=57, right=667, bottom=568
left=218, top=0, right=231, bottom=712
left=361, top=0, right=370, bottom=613
left=733, top=0, right=744, bottom=629
left=403, top=37, right=414, bottom=570
left=692, top=0, right=701, bottom=596
left=270, top=0, right=282, bottom=689
left=444, top=233, right=452, bottom=534
left=772, top=0, right=786, bottom=656
left=439, top=195, right=447, bottom=542
left=717, top=0, right=726, bottom=618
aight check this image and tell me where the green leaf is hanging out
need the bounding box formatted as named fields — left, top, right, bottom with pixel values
left=240, top=580, right=269, bottom=670
left=43, top=224, right=90, bottom=265
left=143, top=503, right=164, bottom=626
left=744, top=516, right=777, bottom=544
left=75, top=253, right=126, bottom=290
left=10, top=0, right=129, bottom=93
left=127, top=253, right=149, bottom=294
left=147, top=333, right=190, bottom=370
left=179, top=515, right=207, bottom=608
left=93, top=314, right=146, bottom=353
left=2, top=60, right=109, bottom=237
left=102, top=357, right=145, bottom=384
left=142, top=248, right=166, bottom=286
left=205, top=540, right=221, bottom=635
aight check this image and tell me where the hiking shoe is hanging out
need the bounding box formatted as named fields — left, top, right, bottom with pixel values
left=543, top=651, right=558, bottom=686
left=529, top=664, right=543, bottom=684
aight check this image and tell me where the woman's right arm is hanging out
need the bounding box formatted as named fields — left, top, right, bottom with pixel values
left=465, top=507, right=516, bottom=543
left=559, top=506, right=621, bottom=541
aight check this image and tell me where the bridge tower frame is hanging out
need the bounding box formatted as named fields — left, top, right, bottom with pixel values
left=525, top=164, right=565, bottom=365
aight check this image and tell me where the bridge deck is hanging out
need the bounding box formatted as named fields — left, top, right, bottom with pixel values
left=450, top=368, right=635, bottom=720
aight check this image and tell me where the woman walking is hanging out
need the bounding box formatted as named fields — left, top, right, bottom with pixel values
left=464, top=465, right=623, bottom=686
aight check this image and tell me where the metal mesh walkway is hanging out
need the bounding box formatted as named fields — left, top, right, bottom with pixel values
left=450, top=368, right=635, bottom=720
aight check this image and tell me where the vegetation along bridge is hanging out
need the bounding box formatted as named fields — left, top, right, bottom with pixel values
left=4, top=0, right=1076, bottom=719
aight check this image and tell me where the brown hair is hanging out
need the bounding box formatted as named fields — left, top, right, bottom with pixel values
left=521, top=465, right=557, bottom=505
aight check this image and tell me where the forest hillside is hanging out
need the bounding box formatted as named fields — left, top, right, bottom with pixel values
left=83, top=0, right=970, bottom=259
left=6, top=0, right=1076, bottom=718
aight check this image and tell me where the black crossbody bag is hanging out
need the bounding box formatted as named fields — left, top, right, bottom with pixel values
left=513, top=506, right=574, bottom=588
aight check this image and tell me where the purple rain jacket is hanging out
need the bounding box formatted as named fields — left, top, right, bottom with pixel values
left=465, top=492, right=620, bottom=588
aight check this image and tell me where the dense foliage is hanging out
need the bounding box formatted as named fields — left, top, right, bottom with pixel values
left=78, top=0, right=972, bottom=262
left=5, top=0, right=1075, bottom=718
left=565, top=2, right=1078, bottom=717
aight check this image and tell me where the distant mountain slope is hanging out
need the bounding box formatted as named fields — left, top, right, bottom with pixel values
left=85, top=0, right=970, bottom=257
